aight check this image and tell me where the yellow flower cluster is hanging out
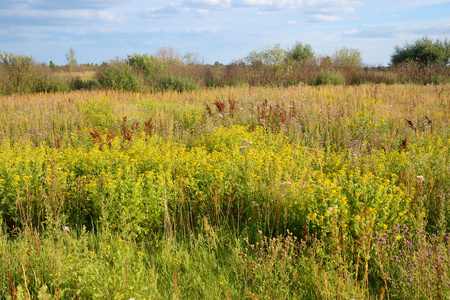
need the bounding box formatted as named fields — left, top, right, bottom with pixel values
left=0, top=122, right=430, bottom=241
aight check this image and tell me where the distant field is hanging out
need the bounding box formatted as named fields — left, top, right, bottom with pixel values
left=1, top=84, right=450, bottom=299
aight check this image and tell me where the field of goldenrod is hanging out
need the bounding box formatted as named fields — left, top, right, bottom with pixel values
left=1, top=84, right=449, bottom=298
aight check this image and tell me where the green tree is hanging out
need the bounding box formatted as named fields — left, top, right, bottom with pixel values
left=245, top=44, right=286, bottom=66
left=49, top=61, right=57, bottom=69
left=288, top=41, right=314, bottom=62
left=391, top=36, right=450, bottom=66
left=332, top=47, right=362, bottom=68
left=65, top=47, right=77, bottom=70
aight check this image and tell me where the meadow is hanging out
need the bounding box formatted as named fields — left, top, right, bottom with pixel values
left=0, top=84, right=449, bottom=299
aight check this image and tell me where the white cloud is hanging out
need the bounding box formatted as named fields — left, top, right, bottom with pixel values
left=239, top=0, right=277, bottom=5
left=191, top=0, right=225, bottom=4
left=56, top=10, right=95, bottom=19
left=0, top=8, right=97, bottom=20
left=4, top=0, right=126, bottom=10
left=287, top=20, right=298, bottom=25
left=98, top=10, right=123, bottom=22
left=343, top=25, right=402, bottom=38
left=188, top=0, right=231, bottom=8
left=196, top=8, right=210, bottom=15
left=187, top=0, right=302, bottom=10
left=16, top=30, right=52, bottom=42
left=299, top=0, right=365, bottom=23
left=232, top=0, right=304, bottom=11
left=146, top=3, right=191, bottom=18
left=307, top=14, right=341, bottom=22
left=413, top=23, right=450, bottom=35
left=399, top=0, right=450, bottom=9
left=98, top=26, right=219, bottom=35
left=344, top=22, right=450, bottom=39
left=183, top=26, right=219, bottom=34
left=144, top=0, right=364, bottom=18
left=0, top=6, right=126, bottom=27
left=303, top=0, right=365, bottom=14
left=344, top=29, right=358, bottom=35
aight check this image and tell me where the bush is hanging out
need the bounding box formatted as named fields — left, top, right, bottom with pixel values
left=310, top=69, right=345, bottom=85
left=0, top=51, right=35, bottom=94
left=71, top=77, right=99, bottom=90
left=53, top=76, right=72, bottom=92
left=126, top=53, right=160, bottom=79
left=155, top=74, right=197, bottom=92
left=388, top=62, right=450, bottom=84
left=49, top=61, right=57, bottom=69
left=204, top=68, right=225, bottom=88
left=98, top=61, right=143, bottom=91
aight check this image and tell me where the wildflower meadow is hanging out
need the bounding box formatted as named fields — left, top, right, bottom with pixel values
left=1, top=84, right=449, bottom=299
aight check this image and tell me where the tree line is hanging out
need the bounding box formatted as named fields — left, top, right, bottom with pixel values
left=0, top=36, right=449, bottom=95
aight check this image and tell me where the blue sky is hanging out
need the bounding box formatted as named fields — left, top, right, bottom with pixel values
left=0, top=0, right=449, bottom=66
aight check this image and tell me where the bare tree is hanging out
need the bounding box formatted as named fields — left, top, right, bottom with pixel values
left=154, top=47, right=181, bottom=62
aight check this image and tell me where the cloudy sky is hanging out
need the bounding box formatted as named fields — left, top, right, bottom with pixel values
left=1, top=0, right=449, bottom=66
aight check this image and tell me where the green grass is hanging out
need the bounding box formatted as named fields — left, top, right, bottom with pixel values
left=1, top=84, right=450, bottom=299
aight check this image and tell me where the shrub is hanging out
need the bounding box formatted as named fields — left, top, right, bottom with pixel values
left=98, top=60, right=142, bottom=91
left=126, top=53, right=159, bottom=79
left=204, top=67, right=225, bottom=88
left=71, top=77, right=99, bottom=90
left=310, top=69, right=345, bottom=85
left=0, top=51, right=35, bottom=94
left=51, top=75, right=72, bottom=92
left=49, top=61, right=57, bottom=69
left=155, top=74, right=197, bottom=92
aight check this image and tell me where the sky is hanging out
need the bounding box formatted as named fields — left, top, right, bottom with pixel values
left=0, top=0, right=449, bottom=66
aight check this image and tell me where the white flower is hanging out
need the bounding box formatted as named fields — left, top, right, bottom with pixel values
left=416, top=175, right=424, bottom=182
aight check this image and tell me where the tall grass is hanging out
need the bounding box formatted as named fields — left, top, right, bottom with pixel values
left=1, top=84, right=450, bottom=298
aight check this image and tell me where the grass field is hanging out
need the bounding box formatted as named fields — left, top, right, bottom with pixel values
left=1, top=84, right=450, bottom=299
